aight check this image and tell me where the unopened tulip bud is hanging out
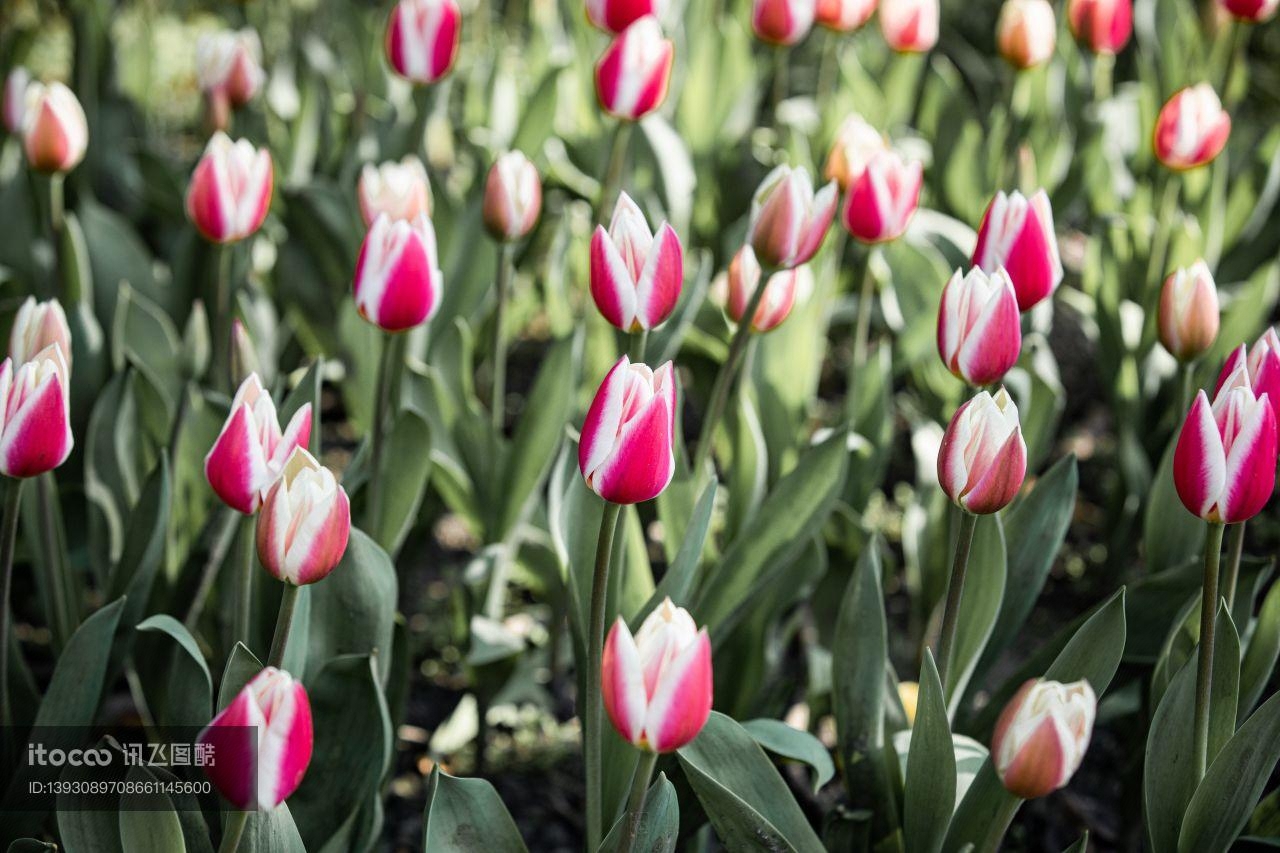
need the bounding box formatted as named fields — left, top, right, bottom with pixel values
left=938, top=388, right=1027, bottom=514
left=998, top=0, right=1057, bottom=70
left=1067, top=0, right=1132, bottom=54
left=3, top=67, right=30, bottom=134
left=752, top=0, right=817, bottom=45
left=0, top=347, right=73, bottom=478
left=1157, top=261, right=1219, bottom=362
left=257, top=448, right=351, bottom=586
left=353, top=214, right=444, bottom=333
left=21, top=82, right=88, bottom=174
left=482, top=151, right=542, bottom=242
left=9, top=297, right=71, bottom=371
left=718, top=246, right=808, bottom=333
left=816, top=0, right=877, bottom=31
left=993, top=679, right=1096, bottom=799
left=972, top=189, right=1063, bottom=312
left=385, top=0, right=462, bottom=85
left=1215, top=330, right=1280, bottom=417
left=183, top=301, right=212, bottom=381
left=590, top=193, right=683, bottom=331
left=595, top=16, right=674, bottom=121
left=579, top=356, right=677, bottom=505
left=198, top=667, right=313, bottom=810
left=587, top=0, right=670, bottom=34
left=358, top=157, right=432, bottom=228
left=185, top=133, right=273, bottom=244
left=879, top=0, right=940, bottom=52
left=841, top=149, right=923, bottom=244
left=825, top=113, right=887, bottom=190
left=1175, top=384, right=1277, bottom=524
left=602, top=598, right=713, bottom=753
left=1154, top=84, right=1231, bottom=172
left=748, top=165, right=838, bottom=269
left=937, top=267, right=1022, bottom=386
left=229, top=319, right=260, bottom=387
left=196, top=29, right=265, bottom=129
left=1220, top=0, right=1278, bottom=21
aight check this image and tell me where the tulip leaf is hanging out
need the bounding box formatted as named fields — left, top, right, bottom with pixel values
left=422, top=765, right=529, bottom=852
left=631, top=479, right=717, bottom=629
left=118, top=766, right=188, bottom=853
left=216, top=643, right=263, bottom=710
left=305, top=528, right=397, bottom=686
left=280, top=359, right=323, bottom=456
left=108, top=458, right=171, bottom=633
left=723, top=390, right=768, bottom=544
left=741, top=718, right=835, bottom=794
left=1239, top=575, right=1280, bottom=722
left=55, top=739, right=128, bottom=853
left=600, top=772, right=679, bottom=853
left=904, top=651, right=956, bottom=853
left=940, top=760, right=1019, bottom=853
left=945, top=513, right=1006, bottom=714
left=1144, top=438, right=1206, bottom=576
left=676, top=712, right=825, bottom=853
left=111, top=283, right=183, bottom=418
left=372, top=409, right=433, bottom=556
left=1061, top=833, right=1089, bottom=853
left=136, top=615, right=212, bottom=727
left=241, top=803, right=307, bottom=853
left=7, top=841, right=57, bottom=853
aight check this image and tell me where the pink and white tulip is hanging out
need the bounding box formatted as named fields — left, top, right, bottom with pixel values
left=841, top=149, right=923, bottom=244
left=384, top=0, right=462, bottom=85
left=0, top=347, right=74, bottom=479
left=10, top=297, right=72, bottom=371
left=816, top=0, right=878, bottom=31
left=257, top=448, right=351, bottom=586
left=752, top=0, right=817, bottom=45
left=747, top=165, right=838, bottom=269
left=1157, top=261, right=1219, bottom=363
left=997, top=0, right=1057, bottom=70
left=879, top=0, right=940, bottom=52
left=587, top=0, right=670, bottom=34
left=972, top=189, right=1063, bottom=312
left=993, top=679, right=1096, bottom=800
left=197, top=667, right=313, bottom=810
left=21, top=82, right=88, bottom=175
left=579, top=356, right=676, bottom=505
left=1174, top=384, right=1277, bottom=524
left=825, top=113, right=887, bottom=191
left=601, top=598, right=713, bottom=753
left=196, top=28, right=265, bottom=128
left=1220, top=0, right=1278, bottom=22
left=1216, top=330, right=1280, bottom=417
left=185, top=133, right=273, bottom=245
left=3, top=67, right=29, bottom=134
left=718, top=246, right=808, bottom=333
left=937, top=388, right=1027, bottom=514
left=1067, top=0, right=1132, bottom=54
left=1154, top=84, right=1231, bottom=172
left=353, top=214, right=444, bottom=332
left=595, top=16, right=674, bottom=121
left=937, top=267, right=1022, bottom=386
left=205, top=374, right=313, bottom=515
left=358, top=157, right=432, bottom=228
left=590, top=193, right=683, bottom=332
left=482, top=151, right=542, bottom=242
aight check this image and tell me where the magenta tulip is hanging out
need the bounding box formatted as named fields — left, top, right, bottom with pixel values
left=185, top=133, right=273, bottom=245
left=1174, top=385, right=1277, bottom=524
left=196, top=29, right=265, bottom=128
left=1157, top=261, right=1219, bottom=363
left=1215, top=331, right=1280, bottom=417
left=748, top=165, right=838, bottom=269
left=482, top=151, right=542, bottom=242
left=824, top=113, right=887, bottom=191
left=938, top=388, right=1028, bottom=514
left=719, top=246, right=808, bottom=333
left=579, top=356, right=676, bottom=505
left=841, top=149, right=923, bottom=244
left=384, top=0, right=462, bottom=85
left=1154, top=85, right=1231, bottom=172
left=997, top=0, right=1057, bottom=70
left=992, top=679, right=1096, bottom=800
left=21, top=82, right=88, bottom=175
left=587, top=0, right=669, bottom=34
left=257, top=448, right=350, bottom=586
left=595, top=16, right=674, bottom=121
left=205, top=374, right=312, bottom=515
left=752, top=0, right=817, bottom=45
left=358, top=157, right=432, bottom=228
left=0, top=347, right=73, bottom=479
left=353, top=213, right=443, bottom=332
left=590, top=193, right=683, bottom=332
left=1067, top=0, right=1132, bottom=54
left=9, top=297, right=71, bottom=371
left=972, top=189, right=1063, bottom=312
left=937, top=267, right=1022, bottom=386
left=879, top=0, right=939, bottom=52
left=816, top=0, right=877, bottom=31
left=1220, top=0, right=1277, bottom=22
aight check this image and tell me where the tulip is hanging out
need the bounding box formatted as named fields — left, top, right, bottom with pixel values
left=3, top=67, right=29, bottom=134
left=1067, top=0, right=1132, bottom=54
left=589, top=193, right=684, bottom=332
left=1154, top=84, right=1231, bottom=172
left=972, top=189, right=1063, bottom=312
left=602, top=598, right=713, bottom=753
left=196, top=29, right=265, bottom=124
left=9, top=297, right=71, bottom=371
left=1216, top=330, right=1280, bottom=416
left=205, top=374, right=313, bottom=515
left=752, top=0, right=817, bottom=45
left=747, top=165, right=838, bottom=269
left=879, top=0, right=940, bottom=52
left=718, top=246, right=808, bottom=333
left=824, top=113, right=887, bottom=190
left=257, top=448, right=350, bottom=586
left=841, top=149, right=923, bottom=244
left=992, top=679, right=1097, bottom=799
left=937, top=388, right=1027, bottom=514
left=1157, top=261, right=1219, bottom=363
left=997, top=0, right=1057, bottom=70
left=1220, top=0, right=1278, bottom=21
left=595, top=16, right=674, bottom=121
left=197, top=667, right=313, bottom=810
left=937, top=267, right=1022, bottom=386
left=0, top=347, right=73, bottom=479
left=353, top=213, right=444, bottom=333
left=816, top=0, right=877, bottom=31
left=587, top=0, right=669, bottom=34
left=358, top=157, right=432, bottom=228
left=482, top=151, right=542, bottom=242
left=1174, top=385, right=1277, bottom=524
left=21, top=82, right=88, bottom=175
left=229, top=319, right=260, bottom=388
left=185, top=133, right=273, bottom=245
left=579, top=356, right=676, bottom=505
left=384, top=0, right=462, bottom=85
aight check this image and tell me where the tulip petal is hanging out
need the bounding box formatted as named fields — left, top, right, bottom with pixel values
left=286, top=487, right=352, bottom=585
left=601, top=619, right=648, bottom=746
left=588, top=383, right=675, bottom=505
left=273, top=403, right=314, bottom=472
left=0, top=371, right=72, bottom=478
left=644, top=629, right=713, bottom=753
left=1218, top=395, right=1277, bottom=523
left=960, top=426, right=1027, bottom=514
left=256, top=679, right=314, bottom=808
left=206, top=402, right=272, bottom=514
left=198, top=686, right=266, bottom=809
left=1173, top=390, right=1226, bottom=520
left=955, top=277, right=1021, bottom=385
left=634, top=223, right=683, bottom=329
left=579, top=356, right=631, bottom=482
left=999, top=715, right=1071, bottom=799
left=591, top=225, right=639, bottom=329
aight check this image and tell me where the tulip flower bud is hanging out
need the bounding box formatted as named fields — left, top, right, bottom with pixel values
left=257, top=448, right=351, bottom=586
left=717, top=246, right=808, bottom=333
left=595, top=16, right=674, bottom=121
left=997, top=0, right=1057, bottom=70
left=196, top=29, right=265, bottom=128
left=353, top=213, right=444, bottom=332
left=185, top=133, right=273, bottom=245
left=992, top=679, right=1096, bottom=800
left=482, top=151, right=542, bottom=242
left=602, top=598, right=713, bottom=753
left=841, top=150, right=923, bottom=244
left=879, top=0, right=940, bottom=52
left=21, top=82, right=88, bottom=175
left=205, top=374, right=313, bottom=515
left=197, top=667, right=313, bottom=810
left=824, top=113, right=887, bottom=191
left=358, top=157, right=432, bottom=228
left=816, top=0, right=878, bottom=31
left=590, top=193, right=684, bottom=332
left=587, top=0, right=670, bottom=34
left=1175, top=384, right=1278, bottom=524
left=0, top=347, right=74, bottom=479
left=579, top=356, right=676, bottom=505
left=229, top=319, right=261, bottom=388
left=3, top=67, right=30, bottom=134
left=1154, top=84, right=1231, bottom=172
left=1215, top=330, right=1280, bottom=417
left=1157, top=261, right=1219, bottom=362
left=1220, top=0, right=1278, bottom=21
left=938, top=388, right=1027, bottom=514
left=937, top=267, right=1022, bottom=386
left=752, top=0, right=817, bottom=45
left=385, top=0, right=462, bottom=85
left=9, top=297, right=72, bottom=372
left=748, top=165, right=838, bottom=270
left=1067, top=0, right=1132, bottom=54
left=972, top=189, right=1062, bottom=312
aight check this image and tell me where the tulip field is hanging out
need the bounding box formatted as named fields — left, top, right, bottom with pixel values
left=5, top=0, right=1280, bottom=849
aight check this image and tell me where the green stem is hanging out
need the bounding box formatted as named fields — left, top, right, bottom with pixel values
left=1093, top=51, right=1114, bottom=103
left=218, top=810, right=250, bottom=853
left=1180, top=361, right=1196, bottom=417
left=598, top=120, right=634, bottom=222
left=233, top=514, right=255, bottom=650
left=628, top=329, right=649, bottom=364
left=491, top=243, right=514, bottom=432
left=213, top=243, right=233, bottom=393
left=977, top=793, right=1022, bottom=853
left=1193, top=521, right=1225, bottom=781
left=36, top=472, right=74, bottom=651
left=367, top=332, right=399, bottom=534
left=585, top=500, right=623, bottom=853
left=817, top=30, right=842, bottom=105
left=1146, top=175, right=1181, bottom=299
left=846, top=248, right=874, bottom=419
left=1221, top=22, right=1249, bottom=109
left=266, top=583, right=300, bottom=669
left=936, top=510, right=979, bottom=693
left=771, top=46, right=790, bottom=115
left=1222, top=520, right=1245, bottom=614
left=619, top=750, right=659, bottom=853
left=0, top=478, right=26, bottom=729
left=404, top=84, right=435, bottom=159
left=46, top=173, right=66, bottom=302
left=183, top=508, right=242, bottom=631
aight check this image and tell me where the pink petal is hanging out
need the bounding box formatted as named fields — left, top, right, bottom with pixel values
left=644, top=629, right=713, bottom=752
left=601, top=618, right=648, bottom=745
left=206, top=403, right=270, bottom=514
left=999, top=715, right=1070, bottom=799
left=1173, top=390, right=1226, bottom=520
left=590, top=225, right=638, bottom=329
left=956, top=277, right=1021, bottom=385
left=960, top=426, right=1027, bottom=514
left=289, top=488, right=352, bottom=585
left=1219, top=396, right=1277, bottom=523
left=579, top=356, right=631, bottom=482
left=634, top=223, right=683, bottom=329
left=259, top=680, right=314, bottom=808
left=588, top=387, right=675, bottom=505
left=198, top=687, right=265, bottom=809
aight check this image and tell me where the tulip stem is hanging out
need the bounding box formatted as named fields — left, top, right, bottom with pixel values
left=936, top=510, right=978, bottom=694
left=1221, top=22, right=1249, bottom=109
left=976, top=794, right=1022, bottom=853
left=184, top=508, right=242, bottom=631
left=1179, top=361, right=1196, bottom=417
left=585, top=500, right=623, bottom=853
left=1146, top=175, right=1181, bottom=297
left=1193, top=520, right=1225, bottom=781
left=233, top=514, right=255, bottom=650
left=0, top=477, right=26, bottom=730
left=846, top=248, right=875, bottom=421
left=629, top=329, right=648, bottom=364
left=598, top=120, right=633, bottom=222
left=212, top=243, right=234, bottom=393
left=367, top=332, right=400, bottom=535
left=267, top=583, right=301, bottom=669
left=1093, top=52, right=1114, bottom=103
left=1223, top=519, right=1246, bottom=613
left=491, top=243, right=515, bottom=432
left=218, top=810, right=250, bottom=853
left=35, top=472, right=75, bottom=652
left=619, top=750, right=659, bottom=853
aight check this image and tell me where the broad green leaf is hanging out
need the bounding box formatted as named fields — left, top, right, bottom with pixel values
left=631, top=480, right=717, bottom=629
left=372, top=410, right=432, bottom=556
left=741, top=718, right=835, bottom=794
left=118, top=766, right=187, bottom=853
left=946, top=513, right=1006, bottom=714
left=137, top=615, right=213, bottom=727
left=7, top=841, right=56, bottom=852
left=1145, top=438, right=1206, bottom=575
left=217, top=643, right=263, bottom=709
left=280, top=360, right=323, bottom=456
left=904, top=651, right=955, bottom=853
left=305, top=528, right=398, bottom=686
left=422, top=766, right=529, bottom=852
left=108, top=459, right=170, bottom=632
left=240, top=803, right=307, bottom=853
left=1061, top=833, right=1089, bottom=853
left=1239, top=576, right=1280, bottom=721
left=55, top=740, right=127, bottom=853
left=600, top=772, right=679, bottom=853
left=940, top=757, right=1018, bottom=853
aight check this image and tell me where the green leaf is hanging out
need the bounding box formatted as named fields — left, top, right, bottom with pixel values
left=600, top=772, right=679, bottom=853
left=1061, top=833, right=1089, bottom=853
left=7, top=842, right=56, bottom=853
left=137, top=615, right=212, bottom=727
left=422, top=766, right=529, bottom=852
left=741, top=718, right=835, bottom=794
left=305, top=528, right=398, bottom=686
left=240, top=803, right=307, bottom=853
left=677, top=712, right=825, bottom=853
left=1239, top=576, right=1280, bottom=721
left=630, top=480, right=717, bottom=629
left=280, top=360, right=323, bottom=456
left=1145, top=438, right=1206, bottom=575
left=217, top=643, right=263, bottom=709
left=108, top=458, right=171, bottom=631
left=904, top=651, right=956, bottom=853
left=372, top=410, right=432, bottom=556
left=118, top=767, right=187, bottom=853
left=946, top=513, right=1006, bottom=713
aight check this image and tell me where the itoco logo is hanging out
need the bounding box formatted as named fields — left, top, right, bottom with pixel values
left=27, top=743, right=113, bottom=767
